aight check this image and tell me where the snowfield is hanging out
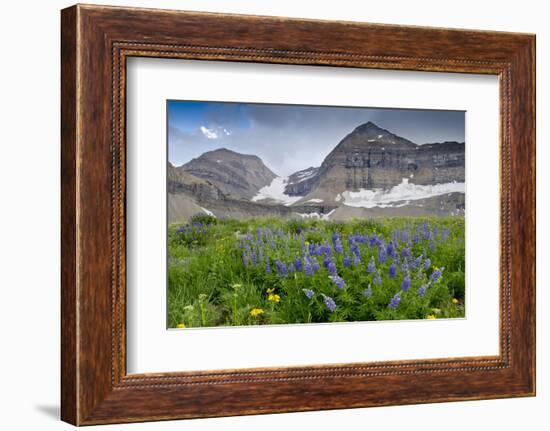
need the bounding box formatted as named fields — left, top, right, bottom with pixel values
left=251, top=177, right=302, bottom=206
left=341, top=178, right=465, bottom=209
left=297, top=209, right=335, bottom=220
left=289, top=167, right=318, bottom=184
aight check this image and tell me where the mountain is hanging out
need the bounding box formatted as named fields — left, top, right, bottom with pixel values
left=285, top=121, right=465, bottom=202
left=178, top=148, right=277, bottom=200
left=168, top=122, right=465, bottom=223
left=168, top=159, right=292, bottom=223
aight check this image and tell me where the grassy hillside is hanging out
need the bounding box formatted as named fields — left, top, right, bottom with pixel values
left=168, top=216, right=465, bottom=328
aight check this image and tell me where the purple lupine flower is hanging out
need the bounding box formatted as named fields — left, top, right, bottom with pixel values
left=386, top=241, right=395, bottom=258
left=430, top=267, right=444, bottom=282
left=302, top=288, right=314, bottom=299
left=287, top=262, right=295, bottom=273
left=424, top=258, right=431, bottom=270
left=251, top=251, right=257, bottom=266
left=417, top=284, right=428, bottom=297
left=312, top=261, right=321, bottom=272
left=401, top=272, right=411, bottom=292
left=413, top=234, right=420, bottom=244
left=401, top=262, right=409, bottom=272
left=328, top=261, right=338, bottom=276
left=374, top=269, right=382, bottom=285
left=442, top=228, right=450, bottom=241
left=343, top=254, right=351, bottom=268
left=258, top=247, right=264, bottom=262
left=369, top=233, right=377, bottom=247
left=367, top=256, right=376, bottom=273
left=392, top=230, right=399, bottom=243
left=243, top=252, right=250, bottom=267
left=411, top=255, right=422, bottom=269
left=389, top=263, right=397, bottom=279
left=323, top=255, right=332, bottom=269
left=363, top=285, right=373, bottom=298
left=309, top=243, right=318, bottom=255
left=294, top=256, right=303, bottom=272
left=331, top=232, right=340, bottom=245
left=276, top=259, right=288, bottom=277
left=401, top=247, right=410, bottom=259
left=329, top=275, right=346, bottom=289
left=334, top=240, right=344, bottom=254
left=265, top=260, right=271, bottom=274
left=378, top=246, right=387, bottom=264
left=320, top=243, right=333, bottom=256
left=422, top=221, right=431, bottom=240
left=322, top=294, right=337, bottom=312
left=304, top=261, right=313, bottom=276
left=353, top=253, right=361, bottom=266
left=388, top=292, right=401, bottom=310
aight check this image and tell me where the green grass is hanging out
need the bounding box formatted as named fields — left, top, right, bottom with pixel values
left=168, top=215, right=465, bottom=328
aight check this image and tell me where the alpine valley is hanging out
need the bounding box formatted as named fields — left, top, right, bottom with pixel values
left=168, top=121, right=465, bottom=223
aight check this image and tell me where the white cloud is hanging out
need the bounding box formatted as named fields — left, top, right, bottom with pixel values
left=200, top=126, right=219, bottom=139
left=200, top=126, right=232, bottom=139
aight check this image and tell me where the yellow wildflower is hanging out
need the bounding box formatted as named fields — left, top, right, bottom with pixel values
left=267, top=288, right=275, bottom=294
left=232, top=283, right=242, bottom=289
left=250, top=308, right=264, bottom=317
left=304, top=241, right=310, bottom=246
left=268, top=293, right=281, bottom=303
left=452, top=298, right=459, bottom=304
left=427, top=314, right=437, bottom=320
left=177, top=323, right=186, bottom=329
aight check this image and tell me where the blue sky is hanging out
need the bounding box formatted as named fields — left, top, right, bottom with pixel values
left=168, top=100, right=465, bottom=177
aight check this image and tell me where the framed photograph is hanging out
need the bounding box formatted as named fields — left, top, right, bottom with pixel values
left=61, top=4, right=536, bottom=425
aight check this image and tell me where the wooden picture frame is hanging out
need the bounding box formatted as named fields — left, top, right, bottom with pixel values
left=61, top=4, right=536, bottom=425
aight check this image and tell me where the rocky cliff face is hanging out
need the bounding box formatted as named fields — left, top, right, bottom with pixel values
left=284, top=167, right=320, bottom=196
left=179, top=148, right=277, bottom=200
left=286, top=121, right=464, bottom=198
left=168, top=163, right=225, bottom=201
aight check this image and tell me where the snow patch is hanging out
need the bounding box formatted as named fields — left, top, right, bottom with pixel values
left=199, top=206, right=215, bottom=217
left=251, top=177, right=301, bottom=206
left=306, top=198, right=324, bottom=203
left=290, top=168, right=318, bottom=184
left=341, top=178, right=465, bottom=209
left=297, top=209, right=335, bottom=221
left=335, top=193, right=342, bottom=202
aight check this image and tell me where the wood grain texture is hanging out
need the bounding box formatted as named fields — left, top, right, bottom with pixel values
left=60, top=4, right=536, bottom=425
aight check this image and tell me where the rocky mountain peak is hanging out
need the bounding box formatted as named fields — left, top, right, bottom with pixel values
left=285, top=122, right=463, bottom=198
left=337, top=121, right=417, bottom=150
left=179, top=147, right=277, bottom=200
